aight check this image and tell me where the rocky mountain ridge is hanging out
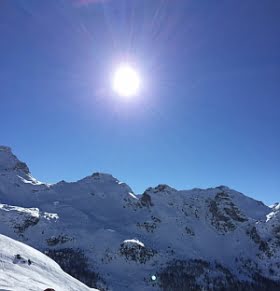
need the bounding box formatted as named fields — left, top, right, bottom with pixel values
left=0, top=146, right=279, bottom=290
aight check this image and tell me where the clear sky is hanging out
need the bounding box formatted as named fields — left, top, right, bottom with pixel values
left=1, top=0, right=280, bottom=205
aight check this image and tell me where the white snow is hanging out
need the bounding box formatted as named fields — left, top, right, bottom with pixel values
left=274, top=203, right=280, bottom=211
left=0, top=204, right=40, bottom=218
left=18, top=174, right=45, bottom=186
left=123, top=239, right=145, bottom=247
left=0, top=234, right=98, bottom=291
left=43, top=212, right=59, bottom=220
left=128, top=192, right=138, bottom=200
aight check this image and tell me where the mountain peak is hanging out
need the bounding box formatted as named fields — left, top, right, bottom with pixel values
left=144, top=184, right=176, bottom=195
left=78, top=172, right=122, bottom=185
left=0, top=145, right=12, bottom=152
left=0, top=145, right=30, bottom=174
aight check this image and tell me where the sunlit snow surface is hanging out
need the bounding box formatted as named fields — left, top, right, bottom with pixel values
left=123, top=239, right=145, bottom=247
left=0, top=234, right=98, bottom=291
left=0, top=204, right=40, bottom=218
left=18, top=174, right=46, bottom=186
left=266, top=203, right=280, bottom=222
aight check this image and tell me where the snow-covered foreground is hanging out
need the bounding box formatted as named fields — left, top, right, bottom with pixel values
left=0, top=234, right=98, bottom=291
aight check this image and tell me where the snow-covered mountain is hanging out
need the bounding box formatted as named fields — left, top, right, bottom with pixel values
left=0, top=233, right=98, bottom=291
left=0, top=145, right=280, bottom=290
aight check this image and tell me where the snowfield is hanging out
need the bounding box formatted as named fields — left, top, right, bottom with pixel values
left=0, top=234, right=98, bottom=291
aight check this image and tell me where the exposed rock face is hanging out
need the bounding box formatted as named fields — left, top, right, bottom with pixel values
left=0, top=146, right=30, bottom=174
left=246, top=226, right=272, bottom=257
left=208, top=191, right=248, bottom=233
left=14, top=215, right=40, bottom=234
left=140, top=192, right=153, bottom=207
left=119, top=239, right=157, bottom=263
left=185, top=226, right=195, bottom=236
left=46, top=234, right=73, bottom=246
left=136, top=215, right=161, bottom=233
left=0, top=146, right=280, bottom=291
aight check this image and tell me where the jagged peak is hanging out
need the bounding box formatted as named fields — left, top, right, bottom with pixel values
left=145, top=184, right=232, bottom=196
left=154, top=184, right=177, bottom=194
left=0, top=145, right=12, bottom=152
left=91, top=172, right=115, bottom=180
left=0, top=145, right=30, bottom=174
left=144, top=184, right=177, bottom=195
left=78, top=172, right=120, bottom=184
left=215, top=185, right=230, bottom=191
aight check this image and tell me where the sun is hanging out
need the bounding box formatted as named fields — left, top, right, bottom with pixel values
left=112, top=64, right=141, bottom=98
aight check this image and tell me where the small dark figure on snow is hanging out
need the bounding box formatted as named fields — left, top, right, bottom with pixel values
left=28, top=259, right=32, bottom=265
left=16, top=254, right=22, bottom=260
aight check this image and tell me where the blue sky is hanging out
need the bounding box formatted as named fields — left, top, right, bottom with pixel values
left=1, top=0, right=280, bottom=204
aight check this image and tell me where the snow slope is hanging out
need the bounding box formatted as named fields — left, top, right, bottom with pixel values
left=0, top=234, right=98, bottom=291
left=0, top=146, right=279, bottom=290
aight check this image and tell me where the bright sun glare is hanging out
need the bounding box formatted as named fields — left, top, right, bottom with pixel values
left=112, top=64, right=141, bottom=98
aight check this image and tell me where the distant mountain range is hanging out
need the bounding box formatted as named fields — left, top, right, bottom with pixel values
left=0, top=145, right=279, bottom=290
